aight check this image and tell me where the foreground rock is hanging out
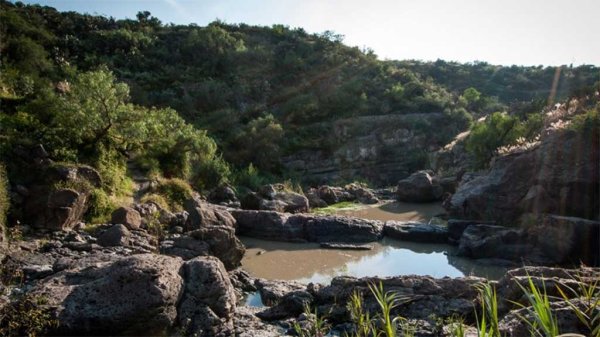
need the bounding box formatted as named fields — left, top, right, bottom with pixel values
left=232, top=210, right=383, bottom=243
left=396, top=170, right=444, bottom=202
left=447, top=127, right=599, bottom=225
left=110, top=206, right=142, bottom=230
left=27, top=253, right=238, bottom=336
left=32, top=254, right=184, bottom=335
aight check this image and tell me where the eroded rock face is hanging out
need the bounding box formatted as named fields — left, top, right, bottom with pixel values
left=457, top=224, right=536, bottom=263
left=397, top=170, right=443, bottom=202
left=32, top=254, right=184, bottom=336
left=447, top=129, right=599, bottom=224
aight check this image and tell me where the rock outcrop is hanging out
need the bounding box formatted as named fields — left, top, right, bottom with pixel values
left=241, top=184, right=309, bottom=213
left=447, top=128, right=599, bottom=225
left=396, top=170, right=444, bottom=202
left=231, top=210, right=383, bottom=243
left=453, top=216, right=600, bottom=266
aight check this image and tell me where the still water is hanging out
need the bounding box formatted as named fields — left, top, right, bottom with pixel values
left=240, top=200, right=507, bottom=284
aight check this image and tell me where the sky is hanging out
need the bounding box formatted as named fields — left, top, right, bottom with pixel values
left=19, top=0, right=600, bottom=66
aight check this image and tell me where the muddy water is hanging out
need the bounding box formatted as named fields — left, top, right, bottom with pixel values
left=241, top=237, right=506, bottom=284
left=336, top=201, right=446, bottom=222
left=239, top=202, right=507, bottom=284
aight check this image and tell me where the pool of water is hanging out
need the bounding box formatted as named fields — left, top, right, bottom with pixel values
left=241, top=237, right=506, bottom=284
left=239, top=201, right=507, bottom=284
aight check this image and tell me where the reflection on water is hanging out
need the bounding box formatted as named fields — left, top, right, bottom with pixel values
left=240, top=202, right=507, bottom=284
left=337, top=201, right=445, bottom=223
left=244, top=292, right=264, bottom=307
left=241, top=237, right=507, bottom=284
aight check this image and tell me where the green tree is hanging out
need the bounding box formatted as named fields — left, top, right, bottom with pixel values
left=466, top=112, right=522, bottom=168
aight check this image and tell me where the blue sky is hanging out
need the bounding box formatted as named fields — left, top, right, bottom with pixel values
left=19, top=0, right=600, bottom=66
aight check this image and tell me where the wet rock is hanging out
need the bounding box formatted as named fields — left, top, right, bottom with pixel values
left=97, top=224, right=131, bottom=247
left=32, top=254, right=184, bottom=336
left=397, top=170, right=444, bottom=203
left=384, top=221, right=448, bottom=243
left=111, top=206, right=142, bottom=230
left=319, top=242, right=373, bottom=250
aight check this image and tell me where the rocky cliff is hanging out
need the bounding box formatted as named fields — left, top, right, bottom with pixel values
left=282, top=113, right=457, bottom=185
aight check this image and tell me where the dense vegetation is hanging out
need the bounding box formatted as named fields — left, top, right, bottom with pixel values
left=0, top=0, right=598, bottom=222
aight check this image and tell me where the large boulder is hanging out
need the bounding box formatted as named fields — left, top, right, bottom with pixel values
left=209, top=185, right=240, bottom=207
left=447, top=128, right=599, bottom=225
left=32, top=254, right=184, bottom=336
left=189, top=226, right=245, bottom=270
left=111, top=206, right=142, bottom=230
left=396, top=170, right=444, bottom=202
left=97, top=224, right=131, bottom=247
left=231, top=210, right=304, bottom=242
left=184, top=197, right=237, bottom=231
left=178, top=256, right=237, bottom=336
left=304, top=216, right=383, bottom=243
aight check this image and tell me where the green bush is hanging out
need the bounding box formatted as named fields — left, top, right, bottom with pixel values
left=233, top=163, right=269, bottom=191
left=85, top=188, right=116, bottom=224
left=569, top=106, right=599, bottom=134
left=139, top=193, right=171, bottom=212
left=466, top=112, right=523, bottom=169
left=193, top=155, right=231, bottom=191
left=154, top=178, right=194, bottom=211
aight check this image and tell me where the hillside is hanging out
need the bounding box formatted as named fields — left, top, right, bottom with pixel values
left=1, top=0, right=598, bottom=190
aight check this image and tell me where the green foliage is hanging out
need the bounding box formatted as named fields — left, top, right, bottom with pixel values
left=466, top=112, right=526, bottom=168
left=140, top=193, right=171, bottom=211
left=513, top=276, right=560, bottom=337
left=292, top=303, right=330, bottom=337
left=569, top=106, right=599, bottom=134
left=343, top=282, right=410, bottom=337
left=85, top=188, right=116, bottom=224
left=0, top=293, right=57, bottom=337
left=233, top=164, right=269, bottom=191
left=557, top=273, right=600, bottom=337
left=192, top=154, right=231, bottom=191
left=311, top=201, right=361, bottom=215
left=152, top=178, right=194, bottom=212
left=475, top=282, right=501, bottom=337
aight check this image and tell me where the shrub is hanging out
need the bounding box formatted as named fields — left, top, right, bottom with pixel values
left=140, top=193, right=171, bottom=212
left=0, top=293, right=58, bottom=337
left=193, top=155, right=231, bottom=191
left=85, top=188, right=116, bottom=224
left=466, top=112, right=523, bottom=169
left=154, top=178, right=194, bottom=212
